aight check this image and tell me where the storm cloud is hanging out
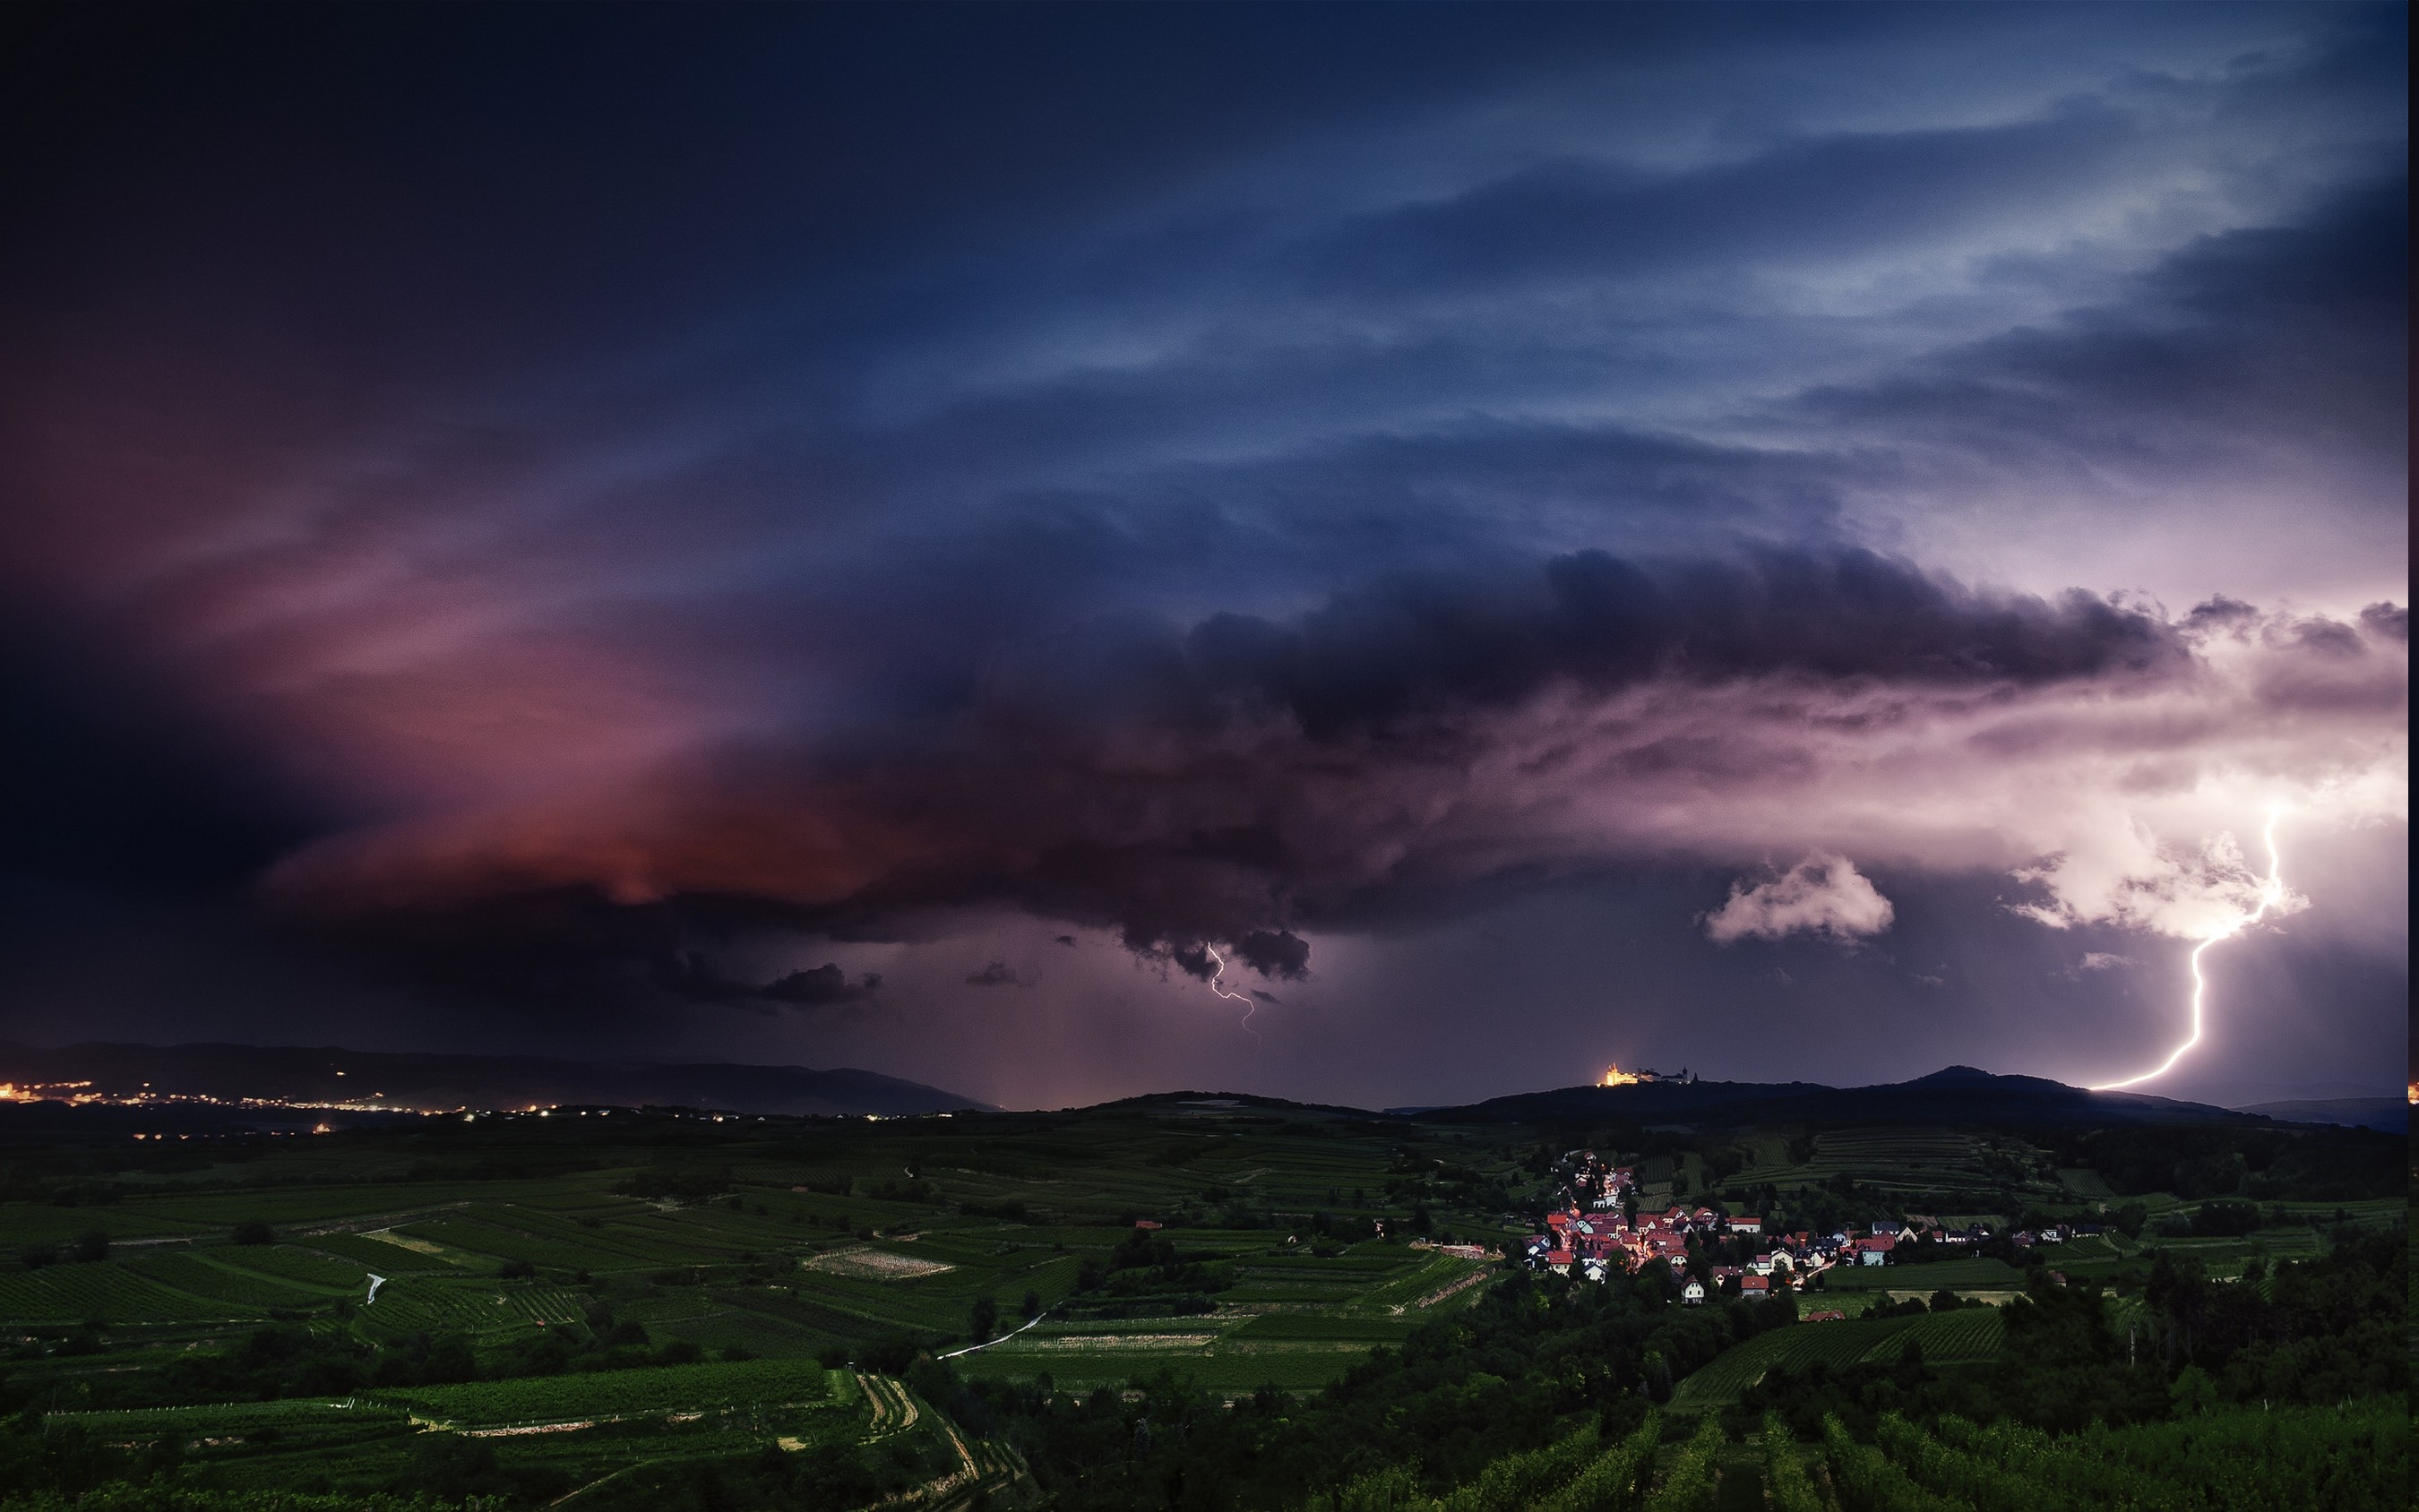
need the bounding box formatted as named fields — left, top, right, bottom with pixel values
left=0, top=3, right=2402, bottom=1104
left=262, top=551, right=2402, bottom=989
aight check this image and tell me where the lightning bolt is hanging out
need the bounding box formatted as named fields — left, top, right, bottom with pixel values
left=2089, top=809, right=2290, bottom=1093
left=1203, top=946, right=1261, bottom=1041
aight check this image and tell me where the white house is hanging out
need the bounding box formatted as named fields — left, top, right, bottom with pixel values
left=1681, top=1278, right=1707, bottom=1305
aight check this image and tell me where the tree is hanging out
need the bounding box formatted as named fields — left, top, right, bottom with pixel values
left=231, top=1220, right=273, bottom=1246
left=970, top=1293, right=999, bottom=1343
left=1020, top=1290, right=1042, bottom=1320
left=71, top=1230, right=110, bottom=1264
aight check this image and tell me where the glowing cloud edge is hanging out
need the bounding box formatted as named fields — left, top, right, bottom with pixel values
left=2088, top=810, right=2290, bottom=1093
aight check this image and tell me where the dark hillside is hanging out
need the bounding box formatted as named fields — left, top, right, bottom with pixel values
left=1425, top=1066, right=2270, bottom=1130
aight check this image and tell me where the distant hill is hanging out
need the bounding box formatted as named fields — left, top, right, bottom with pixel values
left=1418, top=1064, right=2274, bottom=1130
left=0, top=1040, right=988, bottom=1119
left=2234, top=1097, right=2406, bottom=1134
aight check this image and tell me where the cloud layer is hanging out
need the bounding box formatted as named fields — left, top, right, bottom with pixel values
left=0, top=4, right=2403, bottom=1099
left=260, top=554, right=2403, bottom=998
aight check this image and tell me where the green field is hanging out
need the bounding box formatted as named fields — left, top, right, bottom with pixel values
left=1811, top=1256, right=2026, bottom=1292
left=1671, top=1307, right=2007, bottom=1409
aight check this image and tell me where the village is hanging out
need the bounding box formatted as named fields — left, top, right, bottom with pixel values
left=1516, top=1149, right=2083, bottom=1309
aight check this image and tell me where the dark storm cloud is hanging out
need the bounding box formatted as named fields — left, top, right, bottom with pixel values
left=1235, top=931, right=1312, bottom=981
left=964, top=961, right=1021, bottom=988
left=268, top=546, right=2289, bottom=980
left=762, top=964, right=882, bottom=1007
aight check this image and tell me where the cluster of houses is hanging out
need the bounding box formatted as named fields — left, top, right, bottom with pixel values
left=1519, top=1156, right=2010, bottom=1302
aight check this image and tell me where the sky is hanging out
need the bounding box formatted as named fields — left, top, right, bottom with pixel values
left=0, top=2, right=2405, bottom=1111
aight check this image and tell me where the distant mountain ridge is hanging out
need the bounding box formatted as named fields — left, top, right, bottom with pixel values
left=1415, top=1065, right=2288, bottom=1130
left=0, top=1040, right=989, bottom=1118
left=2232, top=1097, right=2406, bottom=1134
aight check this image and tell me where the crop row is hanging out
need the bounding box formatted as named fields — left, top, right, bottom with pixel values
left=1227, top=1313, right=1415, bottom=1341
left=378, top=1356, right=841, bottom=1423
left=1817, top=1402, right=2411, bottom=1512
left=1673, top=1308, right=2003, bottom=1410
left=211, top=1244, right=374, bottom=1289
left=48, top=1398, right=404, bottom=1434
left=0, top=1263, right=238, bottom=1324
left=355, top=1278, right=581, bottom=1336
left=122, top=1252, right=317, bottom=1311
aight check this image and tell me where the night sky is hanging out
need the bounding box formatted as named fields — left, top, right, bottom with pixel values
left=1, top=3, right=2405, bottom=1111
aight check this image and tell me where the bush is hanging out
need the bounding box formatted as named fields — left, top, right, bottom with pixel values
left=231, top=1220, right=273, bottom=1246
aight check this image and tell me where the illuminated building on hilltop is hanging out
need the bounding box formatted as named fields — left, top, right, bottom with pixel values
left=1598, top=1064, right=1694, bottom=1087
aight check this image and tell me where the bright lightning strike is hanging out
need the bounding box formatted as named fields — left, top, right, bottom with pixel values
left=1202, top=946, right=1261, bottom=1041
left=2089, top=810, right=2291, bottom=1093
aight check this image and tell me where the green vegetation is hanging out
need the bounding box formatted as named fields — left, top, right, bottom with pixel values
left=1673, top=1309, right=2003, bottom=1410
left=0, top=1093, right=2403, bottom=1509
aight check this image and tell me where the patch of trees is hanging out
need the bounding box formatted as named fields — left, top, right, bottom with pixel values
left=1745, top=1227, right=2406, bottom=1448
left=2055, top=1126, right=2397, bottom=1201
left=1073, top=1227, right=1235, bottom=1300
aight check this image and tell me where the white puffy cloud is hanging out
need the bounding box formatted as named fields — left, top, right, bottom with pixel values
left=1705, top=855, right=1896, bottom=944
